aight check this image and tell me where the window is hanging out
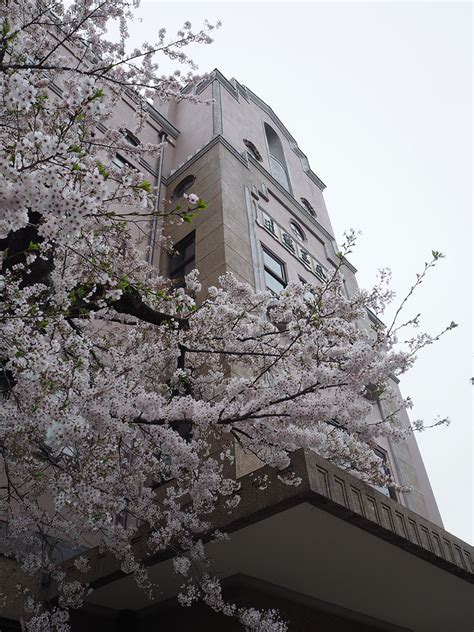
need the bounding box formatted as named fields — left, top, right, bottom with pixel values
left=110, top=153, right=136, bottom=172
left=298, top=276, right=315, bottom=301
left=173, top=175, right=196, bottom=200
left=372, top=447, right=397, bottom=500
left=120, top=128, right=140, bottom=147
left=289, top=221, right=305, bottom=242
left=262, top=246, right=287, bottom=295
left=264, top=123, right=291, bottom=192
left=300, top=197, right=316, bottom=216
left=168, top=232, right=195, bottom=281
left=243, top=139, right=262, bottom=162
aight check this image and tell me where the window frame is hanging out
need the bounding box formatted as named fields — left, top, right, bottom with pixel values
left=243, top=138, right=262, bottom=162
left=110, top=153, right=136, bottom=172
left=372, top=446, right=397, bottom=501
left=120, top=128, right=141, bottom=147
left=168, top=231, right=196, bottom=281
left=289, top=221, right=305, bottom=242
left=300, top=197, right=316, bottom=217
left=262, top=245, right=287, bottom=295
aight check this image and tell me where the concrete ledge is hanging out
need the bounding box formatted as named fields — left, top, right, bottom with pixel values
left=53, top=449, right=472, bottom=598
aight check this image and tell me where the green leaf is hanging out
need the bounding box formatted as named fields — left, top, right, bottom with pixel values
left=91, top=88, right=105, bottom=100
left=32, top=471, right=46, bottom=481
left=97, top=162, right=109, bottom=179
left=27, top=241, right=39, bottom=251
left=118, top=276, right=130, bottom=290
left=138, top=179, right=152, bottom=193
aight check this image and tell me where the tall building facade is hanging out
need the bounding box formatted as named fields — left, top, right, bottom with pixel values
left=154, top=69, right=441, bottom=525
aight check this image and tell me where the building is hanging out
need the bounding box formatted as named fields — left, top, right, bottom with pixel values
left=2, top=70, right=473, bottom=631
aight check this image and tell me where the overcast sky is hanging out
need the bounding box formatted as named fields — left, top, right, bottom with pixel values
left=126, top=1, right=472, bottom=542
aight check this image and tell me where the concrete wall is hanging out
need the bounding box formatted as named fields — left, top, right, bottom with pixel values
left=218, top=83, right=335, bottom=237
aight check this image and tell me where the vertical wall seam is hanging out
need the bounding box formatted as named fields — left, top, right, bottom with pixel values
left=212, top=80, right=223, bottom=137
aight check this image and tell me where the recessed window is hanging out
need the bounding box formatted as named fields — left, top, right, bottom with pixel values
left=168, top=232, right=195, bottom=282
left=110, top=153, right=136, bottom=172
left=300, top=197, right=316, bottom=216
left=243, top=139, right=262, bottom=162
left=264, top=123, right=291, bottom=192
left=372, top=447, right=397, bottom=501
left=262, top=246, right=287, bottom=295
left=298, top=276, right=315, bottom=301
left=173, top=175, right=196, bottom=200
left=120, top=128, right=141, bottom=147
left=289, top=221, right=305, bottom=242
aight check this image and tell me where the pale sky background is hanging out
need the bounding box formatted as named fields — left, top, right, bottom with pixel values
left=126, top=1, right=472, bottom=542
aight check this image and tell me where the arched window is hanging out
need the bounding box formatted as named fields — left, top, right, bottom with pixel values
left=264, top=123, right=291, bottom=192
left=300, top=197, right=316, bottom=216
left=243, top=139, right=262, bottom=162
left=173, top=175, right=196, bottom=200
left=289, top=221, right=305, bottom=242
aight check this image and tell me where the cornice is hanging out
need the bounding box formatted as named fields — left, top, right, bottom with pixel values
left=145, top=103, right=180, bottom=139
left=163, top=133, right=248, bottom=186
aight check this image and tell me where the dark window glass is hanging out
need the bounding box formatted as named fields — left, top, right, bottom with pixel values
left=173, top=175, right=196, bottom=200
left=168, top=232, right=195, bottom=280
left=300, top=197, right=316, bottom=216
left=121, top=128, right=140, bottom=147
left=262, top=246, right=286, bottom=295
left=243, top=139, right=262, bottom=162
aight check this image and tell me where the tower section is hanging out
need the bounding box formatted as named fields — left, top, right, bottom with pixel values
left=155, top=70, right=442, bottom=526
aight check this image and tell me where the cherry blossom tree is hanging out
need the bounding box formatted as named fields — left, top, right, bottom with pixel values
left=0, top=1, right=456, bottom=630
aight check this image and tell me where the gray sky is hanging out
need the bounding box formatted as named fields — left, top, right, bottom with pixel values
left=128, top=1, right=472, bottom=542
